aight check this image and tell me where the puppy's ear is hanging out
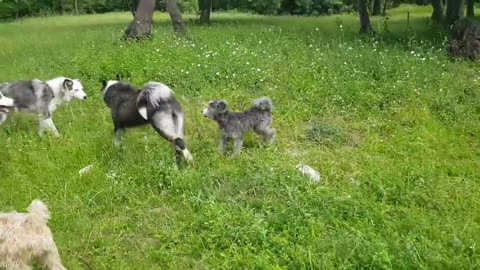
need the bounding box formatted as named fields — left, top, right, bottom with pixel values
left=63, top=79, right=74, bottom=91
left=217, top=100, right=228, bottom=112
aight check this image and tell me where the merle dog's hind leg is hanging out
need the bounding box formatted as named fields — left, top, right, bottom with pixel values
left=38, top=112, right=59, bottom=137
left=114, top=126, right=126, bottom=148
left=173, top=143, right=183, bottom=168
left=151, top=111, right=193, bottom=165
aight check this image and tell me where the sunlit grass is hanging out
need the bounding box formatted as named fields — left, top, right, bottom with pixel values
left=1, top=5, right=480, bottom=269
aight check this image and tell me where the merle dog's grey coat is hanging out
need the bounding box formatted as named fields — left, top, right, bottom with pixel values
left=0, top=77, right=87, bottom=136
left=101, top=80, right=193, bottom=167
left=0, top=80, right=54, bottom=118
left=203, top=97, right=276, bottom=155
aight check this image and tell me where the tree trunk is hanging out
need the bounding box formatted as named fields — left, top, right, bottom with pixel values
left=352, top=0, right=359, bottom=11
left=199, top=0, right=212, bottom=23
left=124, top=0, right=137, bottom=16
left=446, top=0, right=465, bottom=25
left=467, top=0, right=474, bottom=18
left=166, top=0, right=186, bottom=35
left=59, top=0, right=65, bottom=14
left=359, top=0, right=373, bottom=33
left=431, top=0, right=445, bottom=24
left=372, top=0, right=382, bottom=16
left=74, top=0, right=78, bottom=15
left=382, top=0, right=388, bottom=16
left=124, top=0, right=155, bottom=40
left=368, top=0, right=374, bottom=14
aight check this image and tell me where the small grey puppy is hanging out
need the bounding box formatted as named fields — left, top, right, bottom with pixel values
left=203, top=97, right=276, bottom=155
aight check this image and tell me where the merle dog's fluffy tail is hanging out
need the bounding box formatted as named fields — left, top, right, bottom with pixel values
left=136, top=82, right=174, bottom=120
left=253, top=97, right=273, bottom=112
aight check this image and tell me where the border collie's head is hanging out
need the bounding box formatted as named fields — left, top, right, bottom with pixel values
left=62, top=78, right=87, bottom=101
left=0, top=91, right=15, bottom=113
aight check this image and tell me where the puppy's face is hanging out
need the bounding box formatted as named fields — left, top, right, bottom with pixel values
left=203, top=100, right=228, bottom=119
left=0, top=92, right=15, bottom=113
left=63, top=78, right=87, bottom=100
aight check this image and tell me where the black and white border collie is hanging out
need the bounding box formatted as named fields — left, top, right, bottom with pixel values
left=101, top=80, right=193, bottom=167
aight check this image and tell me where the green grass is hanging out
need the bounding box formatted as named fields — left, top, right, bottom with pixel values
left=1, top=5, right=480, bottom=269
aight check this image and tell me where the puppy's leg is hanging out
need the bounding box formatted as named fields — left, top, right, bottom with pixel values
left=233, top=137, right=243, bottom=156
left=114, top=127, right=126, bottom=148
left=219, top=132, right=228, bottom=153
left=38, top=244, right=66, bottom=270
left=151, top=111, right=193, bottom=164
left=256, top=127, right=276, bottom=144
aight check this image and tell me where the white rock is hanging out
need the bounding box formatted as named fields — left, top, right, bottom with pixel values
left=79, top=164, right=93, bottom=175
left=296, top=164, right=320, bottom=183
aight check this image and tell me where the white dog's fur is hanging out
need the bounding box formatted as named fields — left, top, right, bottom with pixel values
left=0, top=92, right=15, bottom=125
left=45, top=77, right=87, bottom=114
left=0, top=200, right=66, bottom=270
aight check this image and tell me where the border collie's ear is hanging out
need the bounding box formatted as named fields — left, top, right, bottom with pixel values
left=63, top=79, right=74, bottom=90
left=217, top=100, right=228, bottom=112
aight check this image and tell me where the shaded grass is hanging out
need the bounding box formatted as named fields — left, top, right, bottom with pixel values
left=1, top=5, right=480, bottom=269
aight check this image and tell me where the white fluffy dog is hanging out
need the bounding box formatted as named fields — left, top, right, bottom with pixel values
left=0, top=200, right=66, bottom=270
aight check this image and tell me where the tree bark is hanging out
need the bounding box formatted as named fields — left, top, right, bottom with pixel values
left=368, top=0, right=374, bottom=14
left=199, top=0, right=212, bottom=23
left=382, top=0, right=388, bottom=16
left=352, top=0, right=359, bottom=12
left=446, top=0, right=465, bottom=25
left=124, top=0, right=155, bottom=40
left=372, top=0, right=382, bottom=16
left=166, top=0, right=186, bottom=35
left=359, top=0, right=373, bottom=33
left=467, top=0, right=474, bottom=18
left=59, top=0, right=65, bottom=14
left=74, top=0, right=78, bottom=15
left=124, top=0, right=137, bottom=16
left=431, top=0, right=445, bottom=24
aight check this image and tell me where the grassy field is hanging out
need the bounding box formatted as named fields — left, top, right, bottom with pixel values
left=1, top=5, right=480, bottom=269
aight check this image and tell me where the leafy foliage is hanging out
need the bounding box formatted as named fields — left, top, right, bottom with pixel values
left=0, top=0, right=425, bottom=19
